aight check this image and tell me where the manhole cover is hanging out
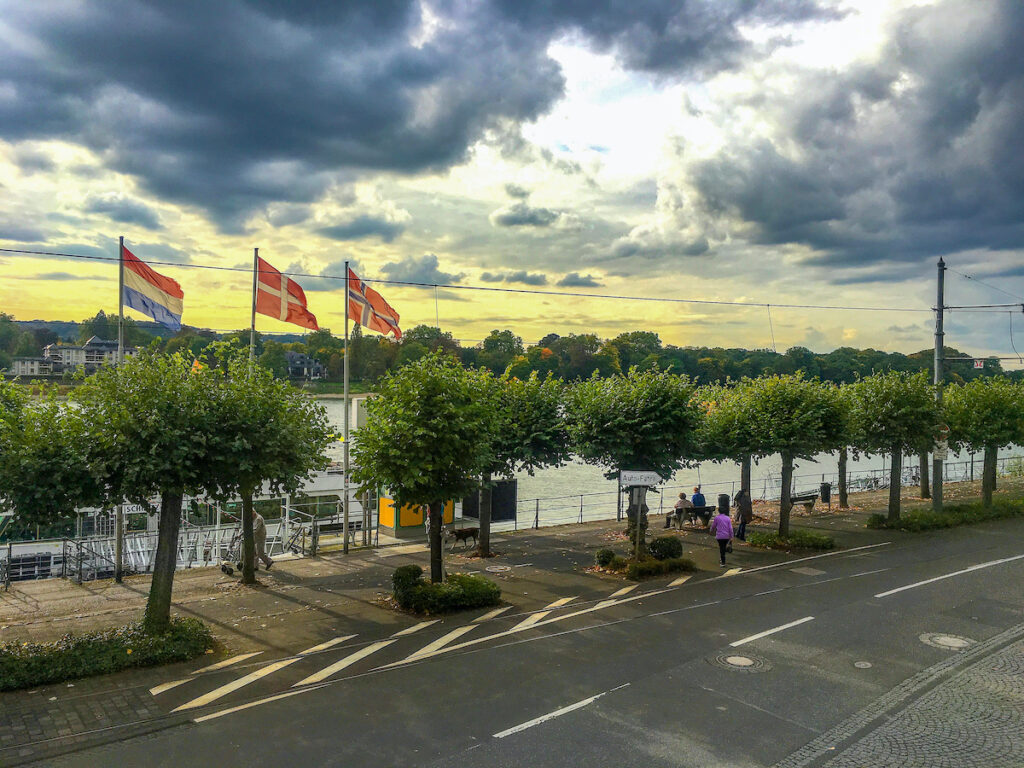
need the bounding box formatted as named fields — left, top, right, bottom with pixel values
left=709, top=653, right=771, bottom=672
left=854, top=661, right=872, bottom=669
left=919, top=632, right=975, bottom=650
left=486, top=565, right=512, bottom=573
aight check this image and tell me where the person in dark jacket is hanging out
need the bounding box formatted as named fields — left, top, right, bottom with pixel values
left=733, top=489, right=753, bottom=541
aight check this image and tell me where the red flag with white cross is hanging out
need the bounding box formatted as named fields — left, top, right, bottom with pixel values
left=254, top=257, right=318, bottom=330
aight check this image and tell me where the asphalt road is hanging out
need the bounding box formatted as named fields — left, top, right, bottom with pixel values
left=37, top=518, right=1024, bottom=767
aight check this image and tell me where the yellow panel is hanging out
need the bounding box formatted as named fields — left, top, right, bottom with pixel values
left=443, top=500, right=454, bottom=524
left=378, top=497, right=395, bottom=528
left=399, top=503, right=425, bottom=528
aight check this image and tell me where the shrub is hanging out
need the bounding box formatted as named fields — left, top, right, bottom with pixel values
left=391, top=567, right=501, bottom=614
left=0, top=617, right=213, bottom=692
left=648, top=536, right=683, bottom=561
left=747, top=530, right=835, bottom=550
left=865, top=499, right=1024, bottom=532
left=608, top=555, right=629, bottom=572
left=595, top=548, right=616, bottom=567
left=625, top=557, right=696, bottom=580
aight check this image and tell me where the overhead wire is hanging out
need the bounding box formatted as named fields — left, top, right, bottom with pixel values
left=947, top=267, right=1024, bottom=303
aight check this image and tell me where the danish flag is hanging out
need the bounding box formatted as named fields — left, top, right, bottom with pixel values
left=255, top=257, right=318, bottom=330
left=348, top=268, right=401, bottom=339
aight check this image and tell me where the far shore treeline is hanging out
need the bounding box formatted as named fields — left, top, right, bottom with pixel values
left=0, top=311, right=1012, bottom=387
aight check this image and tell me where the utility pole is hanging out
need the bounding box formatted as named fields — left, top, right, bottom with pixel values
left=933, top=257, right=945, bottom=513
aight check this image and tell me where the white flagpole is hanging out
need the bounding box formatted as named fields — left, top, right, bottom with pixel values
left=249, top=247, right=258, bottom=362
left=343, top=260, right=350, bottom=554
left=115, top=236, right=124, bottom=583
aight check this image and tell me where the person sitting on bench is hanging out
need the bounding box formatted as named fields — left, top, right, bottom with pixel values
left=669, top=492, right=693, bottom=528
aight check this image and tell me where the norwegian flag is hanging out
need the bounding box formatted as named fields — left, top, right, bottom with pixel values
left=255, top=257, right=318, bottom=330
left=348, top=268, right=401, bottom=339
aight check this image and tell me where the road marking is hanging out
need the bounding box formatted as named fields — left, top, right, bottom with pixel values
left=720, top=568, right=743, bottom=577
left=193, top=686, right=322, bottom=723
left=493, top=684, right=629, bottom=739
left=405, top=625, right=478, bottom=661
left=293, top=640, right=396, bottom=687
left=300, top=635, right=356, bottom=655
left=609, top=585, right=638, bottom=598
left=730, top=616, right=815, bottom=647
left=544, top=596, right=577, bottom=608
left=739, top=542, right=891, bottom=575
left=392, top=620, right=439, bottom=637
left=874, top=553, right=1024, bottom=598
left=474, top=606, right=512, bottom=622
left=512, top=611, right=553, bottom=630
left=669, top=575, right=692, bottom=587
left=174, top=637, right=358, bottom=711
left=149, top=678, right=190, bottom=696
left=192, top=652, right=263, bottom=674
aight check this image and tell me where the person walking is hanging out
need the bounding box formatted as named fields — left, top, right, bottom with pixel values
left=709, top=508, right=734, bottom=567
left=733, top=488, right=753, bottom=541
left=252, top=509, right=273, bottom=570
left=691, top=486, right=706, bottom=509
left=670, top=491, right=694, bottom=528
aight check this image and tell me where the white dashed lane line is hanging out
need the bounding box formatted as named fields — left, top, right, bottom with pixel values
left=493, top=684, right=631, bottom=739
left=874, top=552, right=1024, bottom=598
left=730, top=616, right=815, bottom=647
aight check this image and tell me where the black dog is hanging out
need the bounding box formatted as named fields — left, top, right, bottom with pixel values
left=443, top=525, right=479, bottom=551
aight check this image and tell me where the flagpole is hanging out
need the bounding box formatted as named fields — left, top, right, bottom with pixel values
left=249, top=247, right=258, bottom=362
left=343, top=260, right=350, bottom=555
left=115, top=236, right=125, bottom=583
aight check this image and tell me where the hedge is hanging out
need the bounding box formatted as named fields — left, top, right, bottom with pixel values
left=747, top=529, right=835, bottom=551
left=867, top=499, right=1024, bottom=532
left=0, top=617, right=213, bottom=692
left=626, top=557, right=696, bottom=580
left=392, top=565, right=501, bottom=615
left=648, top=536, right=683, bottom=561
left=594, top=548, right=616, bottom=567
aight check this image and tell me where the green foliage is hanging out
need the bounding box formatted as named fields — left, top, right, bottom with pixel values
left=945, top=377, right=1024, bottom=452
left=391, top=567, right=501, bottom=614
left=746, top=530, right=835, bottom=550
left=352, top=352, right=495, bottom=507
left=625, top=557, right=695, bottom=580
left=0, top=617, right=212, bottom=691
left=594, top=548, right=616, bottom=567
left=608, top=555, right=629, bottom=572
left=487, top=372, right=568, bottom=478
left=866, top=499, right=1024, bottom=531
left=849, top=371, right=938, bottom=454
left=648, top=535, right=683, bottom=561
left=564, top=367, right=699, bottom=480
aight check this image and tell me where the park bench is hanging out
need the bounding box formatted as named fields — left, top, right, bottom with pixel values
left=672, top=505, right=718, bottom=529
left=310, top=519, right=363, bottom=555
left=790, top=491, right=819, bottom=512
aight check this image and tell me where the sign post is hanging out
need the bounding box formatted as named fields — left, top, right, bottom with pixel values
left=619, top=470, right=661, bottom=561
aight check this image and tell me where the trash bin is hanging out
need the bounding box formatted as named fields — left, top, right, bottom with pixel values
left=820, top=482, right=831, bottom=504
left=717, top=493, right=730, bottom=515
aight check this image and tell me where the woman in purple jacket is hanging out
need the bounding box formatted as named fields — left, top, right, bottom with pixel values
left=709, top=510, right=734, bottom=567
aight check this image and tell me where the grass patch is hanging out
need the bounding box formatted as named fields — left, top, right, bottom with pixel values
left=0, top=617, right=213, bottom=692
left=747, top=529, right=835, bottom=551
left=625, top=557, right=696, bottom=580
left=392, top=565, right=501, bottom=615
left=867, top=498, right=1024, bottom=532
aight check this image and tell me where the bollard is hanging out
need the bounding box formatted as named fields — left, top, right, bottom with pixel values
left=579, top=495, right=584, bottom=524
left=535, top=500, right=539, bottom=529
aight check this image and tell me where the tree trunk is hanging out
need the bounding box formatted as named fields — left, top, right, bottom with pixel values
left=741, top=455, right=751, bottom=496
left=241, top=491, right=256, bottom=585
left=477, top=473, right=492, bottom=558
left=919, top=451, right=930, bottom=498
left=982, top=445, right=997, bottom=508
left=143, top=492, right=183, bottom=634
left=626, top=486, right=649, bottom=558
left=428, top=500, right=443, bottom=583
left=838, top=447, right=848, bottom=508
left=888, top=448, right=902, bottom=522
left=779, top=454, right=793, bottom=537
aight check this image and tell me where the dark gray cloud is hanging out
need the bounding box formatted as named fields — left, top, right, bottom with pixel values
left=318, top=215, right=405, bottom=243
left=684, top=0, right=1024, bottom=277
left=85, top=194, right=162, bottom=230
left=0, top=1, right=836, bottom=229
left=480, top=270, right=548, bottom=286
left=504, top=183, right=531, bottom=199
left=297, top=257, right=362, bottom=292
left=0, top=224, right=46, bottom=242
left=13, top=146, right=55, bottom=173
left=379, top=253, right=464, bottom=285
left=490, top=201, right=560, bottom=228
left=557, top=272, right=603, bottom=287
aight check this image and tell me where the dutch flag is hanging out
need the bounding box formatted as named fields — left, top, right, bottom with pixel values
left=122, top=246, right=184, bottom=330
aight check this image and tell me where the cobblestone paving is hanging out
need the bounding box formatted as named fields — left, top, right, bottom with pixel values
left=824, top=638, right=1024, bottom=768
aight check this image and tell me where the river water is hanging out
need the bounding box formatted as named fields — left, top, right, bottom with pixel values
left=318, top=398, right=1023, bottom=528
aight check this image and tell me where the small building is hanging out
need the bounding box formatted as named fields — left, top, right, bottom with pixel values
left=8, top=337, right=134, bottom=377
left=285, top=350, right=325, bottom=380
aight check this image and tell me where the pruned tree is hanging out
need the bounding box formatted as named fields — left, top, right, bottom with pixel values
left=204, top=347, right=332, bottom=584
left=477, top=372, right=568, bottom=557
left=733, top=374, right=846, bottom=536
left=352, top=352, right=494, bottom=582
left=564, top=368, right=699, bottom=555
left=945, top=377, right=1024, bottom=507
left=693, top=381, right=760, bottom=497
left=849, top=371, right=939, bottom=521
left=77, top=352, right=217, bottom=633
